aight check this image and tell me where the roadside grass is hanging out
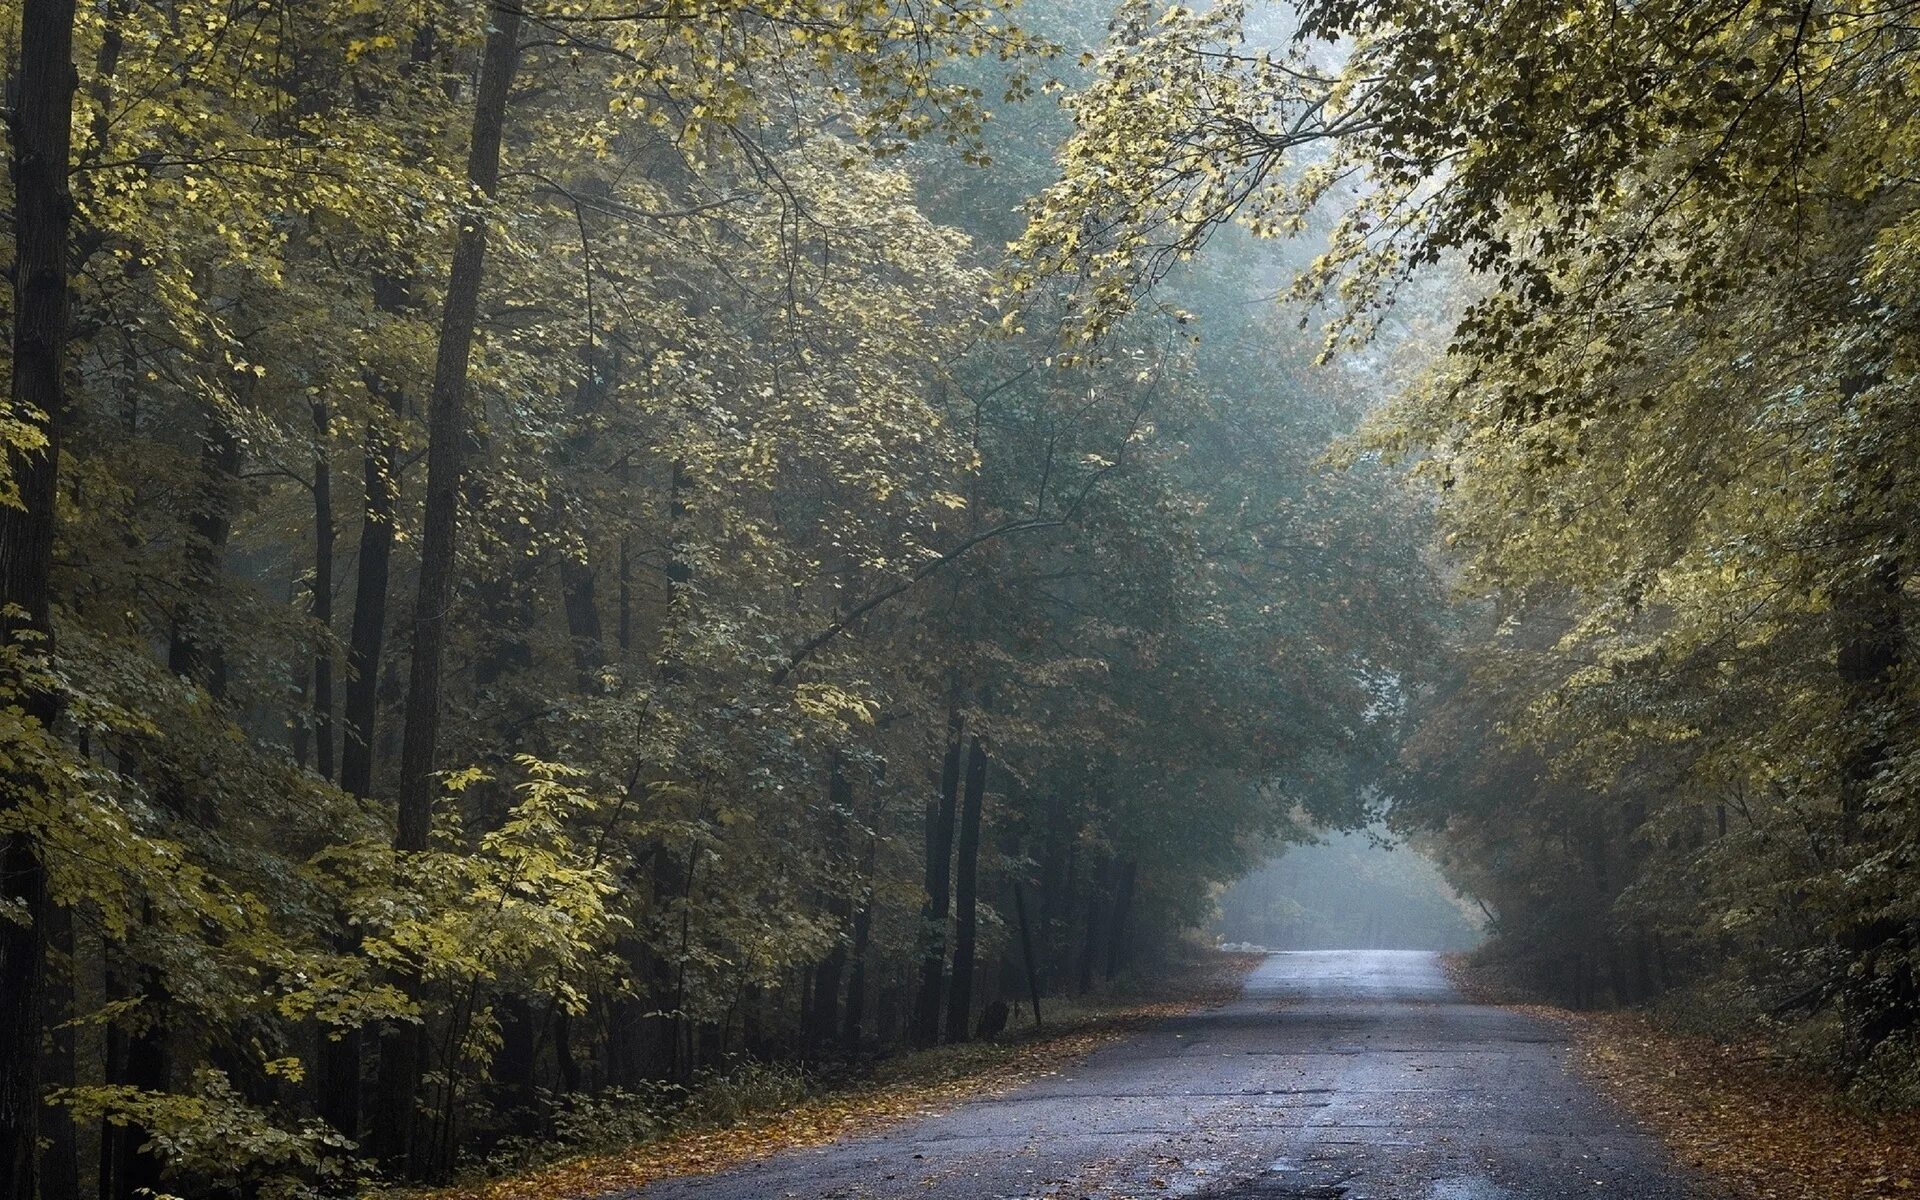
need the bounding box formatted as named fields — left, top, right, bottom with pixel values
left=423, top=950, right=1264, bottom=1200
left=1443, top=955, right=1920, bottom=1200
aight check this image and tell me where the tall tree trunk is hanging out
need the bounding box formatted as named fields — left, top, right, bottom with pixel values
left=0, top=2, right=79, bottom=1188
left=339, top=392, right=399, bottom=801
left=167, top=420, right=241, bottom=695
left=41, top=900, right=79, bottom=1200
left=374, top=2, right=522, bottom=1176
left=320, top=390, right=400, bottom=1148
left=913, top=703, right=964, bottom=1046
left=392, top=0, right=522, bottom=857
left=644, top=848, right=686, bottom=1081
left=944, top=736, right=987, bottom=1043
left=491, top=997, right=538, bottom=1137
left=558, top=548, right=604, bottom=685
left=1035, top=789, right=1071, bottom=982
left=309, top=399, right=337, bottom=781
left=552, top=1010, right=582, bottom=1095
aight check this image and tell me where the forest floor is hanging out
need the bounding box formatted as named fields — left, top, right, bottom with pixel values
left=1444, top=956, right=1920, bottom=1200
left=424, top=951, right=1265, bottom=1200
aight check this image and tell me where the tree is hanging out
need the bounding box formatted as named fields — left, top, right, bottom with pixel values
left=1, top=0, right=79, bottom=1192
left=1013, top=0, right=1920, bottom=1087
left=374, top=1, right=524, bottom=1171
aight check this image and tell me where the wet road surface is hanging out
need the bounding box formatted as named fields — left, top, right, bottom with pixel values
left=625, top=950, right=1697, bottom=1200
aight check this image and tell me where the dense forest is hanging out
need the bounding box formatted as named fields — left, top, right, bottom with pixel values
left=5, top=0, right=1920, bottom=1196
left=0, top=0, right=1430, bottom=1194
left=1016, top=0, right=1920, bottom=1109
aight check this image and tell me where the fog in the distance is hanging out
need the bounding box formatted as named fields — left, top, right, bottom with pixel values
left=1214, top=831, right=1483, bottom=952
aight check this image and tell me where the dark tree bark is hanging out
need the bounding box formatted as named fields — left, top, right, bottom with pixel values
left=0, top=3, right=77, bottom=1192
left=309, top=399, right=337, bottom=781
left=1012, top=882, right=1043, bottom=1029
left=558, top=549, right=604, bottom=684
left=374, top=2, right=523, bottom=1175
left=634, top=846, right=687, bottom=1084
left=491, top=997, right=538, bottom=1137
left=339, top=390, right=399, bottom=803
left=320, top=386, right=400, bottom=1148
left=913, top=703, right=964, bottom=1046
left=552, top=1010, right=582, bottom=1095
left=167, top=421, right=241, bottom=696
left=392, top=0, right=522, bottom=855
left=944, top=736, right=987, bottom=1043
left=41, top=900, right=79, bottom=1200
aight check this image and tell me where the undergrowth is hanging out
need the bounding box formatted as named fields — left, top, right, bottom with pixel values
left=423, top=949, right=1261, bottom=1200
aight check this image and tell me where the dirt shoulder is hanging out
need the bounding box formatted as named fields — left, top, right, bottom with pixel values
left=423, top=951, right=1264, bottom=1200
left=1443, top=956, right=1920, bottom=1200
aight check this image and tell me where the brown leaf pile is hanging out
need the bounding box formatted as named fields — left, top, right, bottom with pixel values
left=1442, top=957, right=1920, bottom=1200
left=1567, top=1011, right=1920, bottom=1200
left=418, top=952, right=1263, bottom=1200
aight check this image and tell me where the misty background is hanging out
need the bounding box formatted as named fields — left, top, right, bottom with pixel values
left=1215, top=834, right=1482, bottom=952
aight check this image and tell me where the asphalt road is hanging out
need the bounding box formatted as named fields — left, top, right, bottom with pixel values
left=626, top=950, right=1698, bottom=1200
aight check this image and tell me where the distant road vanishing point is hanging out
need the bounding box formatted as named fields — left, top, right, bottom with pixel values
left=617, top=950, right=1697, bottom=1200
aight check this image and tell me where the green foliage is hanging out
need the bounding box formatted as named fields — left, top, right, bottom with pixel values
left=1010, top=0, right=1920, bottom=1102
left=0, top=0, right=1444, bottom=1191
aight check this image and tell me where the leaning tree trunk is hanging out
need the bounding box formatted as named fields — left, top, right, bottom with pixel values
left=320, top=386, right=401, bottom=1147
left=945, top=736, right=988, bottom=1042
left=372, top=1, right=522, bottom=1176
left=0, top=0, right=78, bottom=1191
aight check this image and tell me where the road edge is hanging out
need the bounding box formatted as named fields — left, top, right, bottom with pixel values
left=416, top=951, right=1265, bottom=1200
left=1442, top=953, right=1920, bottom=1200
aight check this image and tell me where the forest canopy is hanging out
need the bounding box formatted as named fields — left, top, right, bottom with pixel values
left=5, top=0, right=1920, bottom=1196
left=1014, top=0, right=1920, bottom=1108
left=0, top=0, right=1431, bottom=1194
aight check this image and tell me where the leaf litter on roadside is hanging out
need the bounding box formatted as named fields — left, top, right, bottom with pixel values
left=419, top=953, right=1264, bottom=1200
